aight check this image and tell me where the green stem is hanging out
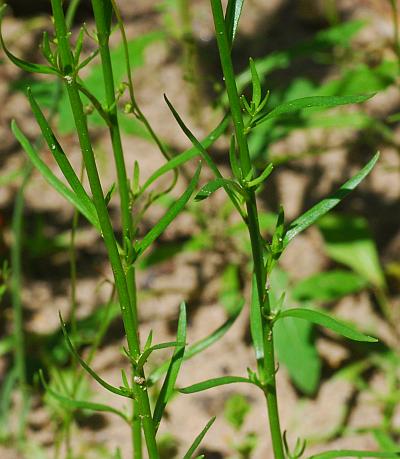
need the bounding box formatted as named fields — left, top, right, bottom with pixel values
left=11, top=162, right=32, bottom=443
left=50, top=2, right=158, bottom=458
left=209, top=2, right=285, bottom=458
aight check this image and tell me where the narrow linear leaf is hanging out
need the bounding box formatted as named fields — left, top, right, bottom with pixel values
left=27, top=90, right=98, bottom=221
left=148, top=305, right=243, bottom=387
left=40, top=372, right=128, bottom=422
left=309, top=450, right=400, bottom=458
left=59, top=315, right=132, bottom=398
left=153, top=303, right=187, bottom=431
left=136, top=341, right=183, bottom=371
left=250, top=273, right=264, bottom=363
left=0, top=6, right=60, bottom=75
left=195, top=178, right=244, bottom=201
left=284, top=153, right=379, bottom=247
left=140, top=115, right=229, bottom=194
left=277, top=308, right=378, bottom=342
left=183, top=417, right=216, bottom=459
left=12, top=121, right=101, bottom=231
left=225, top=0, right=244, bottom=47
left=256, top=94, right=374, bottom=126
left=136, top=165, right=201, bottom=256
left=179, top=376, right=255, bottom=394
left=165, top=96, right=245, bottom=218
left=249, top=57, right=262, bottom=107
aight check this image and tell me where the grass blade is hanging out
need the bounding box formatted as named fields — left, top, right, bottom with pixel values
left=153, top=303, right=187, bottom=431
left=283, top=153, right=379, bottom=247
left=309, top=450, right=400, bottom=458
left=136, top=165, right=201, bottom=256
left=148, top=305, right=243, bottom=386
left=12, top=121, right=100, bottom=231
left=276, top=308, right=378, bottom=342
left=183, top=417, right=216, bottom=459
left=179, top=376, right=255, bottom=394
left=255, top=94, right=374, bottom=126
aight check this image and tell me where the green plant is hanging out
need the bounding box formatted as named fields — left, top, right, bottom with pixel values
left=1, top=1, right=399, bottom=458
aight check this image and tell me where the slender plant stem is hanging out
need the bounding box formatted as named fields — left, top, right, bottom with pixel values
left=11, top=162, right=32, bottom=443
left=209, top=1, right=285, bottom=457
left=90, top=3, right=143, bottom=456
left=50, top=2, right=159, bottom=457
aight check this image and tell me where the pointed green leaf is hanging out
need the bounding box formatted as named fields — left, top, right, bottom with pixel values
left=165, top=96, right=244, bottom=218
left=246, top=163, right=274, bottom=189
left=255, top=94, right=374, bottom=126
left=40, top=371, right=128, bottom=422
left=229, top=135, right=242, bottom=180
left=140, top=115, right=229, bottom=194
left=183, top=417, right=216, bottom=459
left=12, top=121, right=100, bottom=231
left=225, top=0, right=244, bottom=47
left=318, top=214, right=386, bottom=289
left=249, top=57, right=262, bottom=108
left=309, top=450, right=400, bottom=458
left=276, top=308, right=378, bottom=342
left=283, top=153, right=379, bottom=247
left=179, top=376, right=255, bottom=394
left=27, top=90, right=99, bottom=224
left=136, top=164, right=201, bottom=256
left=136, top=341, right=183, bottom=372
left=153, top=303, right=187, bottom=431
left=0, top=6, right=60, bottom=75
left=59, top=315, right=132, bottom=398
left=292, top=270, right=367, bottom=302
left=195, top=178, right=244, bottom=201
left=148, top=305, right=243, bottom=387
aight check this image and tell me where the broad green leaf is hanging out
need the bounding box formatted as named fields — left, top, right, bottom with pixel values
left=12, top=121, right=100, bottom=231
left=27, top=90, right=98, bottom=221
left=0, top=6, right=60, bottom=75
left=292, top=270, right=367, bottom=302
left=225, top=0, right=244, bottom=47
left=309, top=450, right=400, bottom=458
left=277, top=308, right=377, bottom=342
left=318, top=214, right=386, bottom=289
left=224, top=394, right=251, bottom=431
left=153, top=303, right=187, bottom=431
left=141, top=115, right=229, bottom=194
left=274, top=310, right=320, bottom=395
left=195, top=178, right=244, bottom=201
left=250, top=272, right=264, bottom=363
left=40, top=371, right=127, bottom=422
left=271, top=269, right=321, bottom=395
left=255, top=94, right=374, bottom=126
left=283, top=153, right=379, bottom=247
left=148, top=304, right=242, bottom=387
left=59, top=315, right=131, bottom=398
left=179, top=376, right=255, bottom=394
left=183, top=417, right=216, bottom=459
left=136, top=164, right=201, bottom=256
